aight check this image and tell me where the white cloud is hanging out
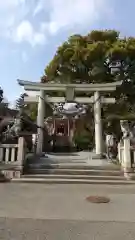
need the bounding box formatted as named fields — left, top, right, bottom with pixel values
left=33, top=0, right=50, bottom=16
left=0, top=0, right=29, bottom=38
left=33, top=0, right=44, bottom=16
left=14, top=20, right=46, bottom=46
left=0, top=0, right=113, bottom=46
left=15, top=21, right=33, bottom=43
left=39, top=0, right=112, bottom=35
left=0, top=0, right=24, bottom=9
left=0, top=0, right=47, bottom=47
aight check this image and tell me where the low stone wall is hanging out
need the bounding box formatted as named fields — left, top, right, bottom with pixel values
left=0, top=137, right=26, bottom=180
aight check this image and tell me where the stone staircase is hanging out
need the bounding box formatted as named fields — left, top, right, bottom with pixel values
left=12, top=151, right=135, bottom=185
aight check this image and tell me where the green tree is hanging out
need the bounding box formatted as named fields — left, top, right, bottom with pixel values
left=16, top=93, right=37, bottom=121
left=44, top=30, right=135, bottom=117
left=0, top=88, right=9, bottom=116
left=16, top=94, right=53, bottom=122
left=16, top=93, right=28, bottom=110
left=0, top=87, right=3, bottom=103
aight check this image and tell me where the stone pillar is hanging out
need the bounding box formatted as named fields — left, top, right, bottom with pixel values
left=123, top=137, right=133, bottom=179
left=16, top=137, right=26, bottom=178
left=36, top=90, right=45, bottom=155
left=94, top=91, right=103, bottom=157
left=67, top=119, right=70, bottom=136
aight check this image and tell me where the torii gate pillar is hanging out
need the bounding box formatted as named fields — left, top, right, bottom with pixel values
left=94, top=91, right=103, bottom=157
left=36, top=90, right=45, bottom=154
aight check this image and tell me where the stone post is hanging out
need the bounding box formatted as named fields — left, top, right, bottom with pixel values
left=17, top=137, right=26, bottom=177
left=123, top=137, right=133, bottom=180
left=94, top=91, right=103, bottom=157
left=118, top=142, right=122, bottom=164
left=36, top=90, right=45, bottom=155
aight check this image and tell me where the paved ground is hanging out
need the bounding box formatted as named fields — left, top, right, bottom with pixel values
left=0, top=183, right=135, bottom=239
left=1, top=218, right=135, bottom=240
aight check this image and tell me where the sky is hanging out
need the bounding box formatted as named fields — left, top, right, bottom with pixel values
left=0, top=0, right=135, bottom=106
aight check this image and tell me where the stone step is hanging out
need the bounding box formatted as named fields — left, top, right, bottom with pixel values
left=12, top=177, right=135, bottom=185
left=26, top=168, right=122, bottom=176
left=27, top=163, right=120, bottom=171
left=40, top=158, right=88, bottom=163
left=23, top=174, right=125, bottom=181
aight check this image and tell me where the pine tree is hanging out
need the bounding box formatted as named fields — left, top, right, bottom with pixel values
left=16, top=93, right=28, bottom=110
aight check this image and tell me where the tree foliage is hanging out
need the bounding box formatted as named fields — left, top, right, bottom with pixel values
left=44, top=30, right=135, bottom=118
left=0, top=87, right=3, bottom=103
left=16, top=93, right=53, bottom=122
left=0, top=87, right=9, bottom=116
left=16, top=93, right=38, bottom=121
left=16, top=93, right=28, bottom=110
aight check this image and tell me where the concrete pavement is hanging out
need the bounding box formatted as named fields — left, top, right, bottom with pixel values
left=1, top=183, right=135, bottom=239
left=1, top=218, right=135, bottom=240
left=0, top=183, right=135, bottom=222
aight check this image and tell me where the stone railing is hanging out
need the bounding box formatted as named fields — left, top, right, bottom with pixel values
left=118, top=138, right=135, bottom=180
left=0, top=137, right=26, bottom=179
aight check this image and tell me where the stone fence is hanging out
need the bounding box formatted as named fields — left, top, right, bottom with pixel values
left=0, top=137, right=26, bottom=179
left=118, top=138, right=135, bottom=180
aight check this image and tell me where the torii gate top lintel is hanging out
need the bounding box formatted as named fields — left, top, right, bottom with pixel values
left=17, top=79, right=122, bottom=92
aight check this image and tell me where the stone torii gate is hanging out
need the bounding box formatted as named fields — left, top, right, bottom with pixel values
left=18, top=80, right=122, bottom=157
